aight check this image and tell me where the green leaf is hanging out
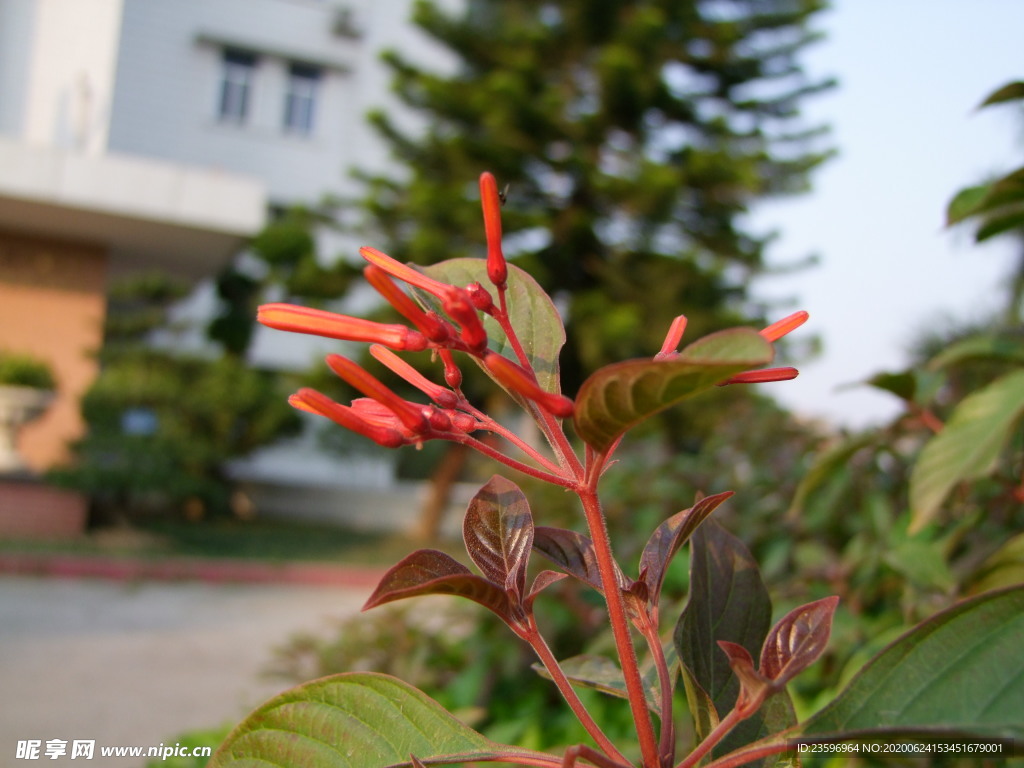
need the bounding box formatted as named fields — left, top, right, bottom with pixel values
left=946, top=184, right=991, bottom=225
left=860, top=367, right=944, bottom=407
left=420, top=259, right=565, bottom=393
left=909, top=369, right=1024, bottom=532
left=974, top=204, right=1024, bottom=241
left=883, top=538, right=956, bottom=592
left=574, top=328, right=773, bottom=453
left=788, top=432, right=877, bottom=519
left=800, top=586, right=1024, bottom=743
left=979, top=80, right=1024, bottom=107
left=531, top=654, right=663, bottom=715
left=533, top=646, right=679, bottom=717
left=680, top=663, right=720, bottom=744
left=675, top=519, right=773, bottom=756
left=966, top=533, right=1024, bottom=595
left=927, top=334, right=1024, bottom=370
left=462, top=476, right=533, bottom=595
left=210, top=672, right=547, bottom=767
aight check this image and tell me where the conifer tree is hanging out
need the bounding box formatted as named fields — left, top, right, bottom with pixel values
left=359, top=0, right=833, bottom=387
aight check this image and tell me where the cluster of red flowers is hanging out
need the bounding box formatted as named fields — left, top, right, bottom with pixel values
left=257, top=172, right=807, bottom=451
left=258, top=173, right=571, bottom=449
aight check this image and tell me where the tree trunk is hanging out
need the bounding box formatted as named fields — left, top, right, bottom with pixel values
left=416, top=442, right=469, bottom=540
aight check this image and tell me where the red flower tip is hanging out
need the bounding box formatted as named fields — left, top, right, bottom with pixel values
left=289, top=389, right=406, bottom=448
left=760, top=311, right=809, bottom=343
left=369, top=344, right=459, bottom=409
left=483, top=352, right=575, bottom=418
left=655, top=315, right=688, bottom=360
left=443, top=288, right=489, bottom=353
left=325, top=354, right=430, bottom=434
left=718, top=367, right=799, bottom=386
left=479, top=172, right=508, bottom=289
left=258, top=303, right=428, bottom=351
left=465, top=282, right=495, bottom=313
left=359, top=246, right=451, bottom=299
left=439, top=349, right=463, bottom=390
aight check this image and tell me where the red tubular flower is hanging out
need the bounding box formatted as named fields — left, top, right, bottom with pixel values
left=325, top=354, right=430, bottom=434
left=359, top=246, right=451, bottom=299
left=484, top=352, right=575, bottom=418
left=717, top=367, right=799, bottom=386
left=655, top=315, right=688, bottom=360
left=258, top=303, right=428, bottom=352
left=288, top=388, right=406, bottom=448
left=369, top=344, right=459, bottom=408
left=479, top=172, right=508, bottom=289
left=364, top=265, right=451, bottom=343
left=443, top=288, right=489, bottom=353
left=760, top=311, right=809, bottom=343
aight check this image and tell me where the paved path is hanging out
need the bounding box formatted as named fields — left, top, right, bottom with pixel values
left=0, top=575, right=372, bottom=765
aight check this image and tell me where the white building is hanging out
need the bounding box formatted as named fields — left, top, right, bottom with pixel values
left=0, top=0, right=463, bottom=529
left=1, top=0, right=445, bottom=204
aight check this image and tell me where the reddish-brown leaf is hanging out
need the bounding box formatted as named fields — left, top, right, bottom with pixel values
left=463, top=476, right=534, bottom=596
left=533, top=526, right=629, bottom=593
left=718, top=641, right=770, bottom=717
left=640, top=491, right=733, bottom=607
left=524, top=570, right=568, bottom=612
left=760, top=596, right=839, bottom=685
left=363, top=549, right=518, bottom=624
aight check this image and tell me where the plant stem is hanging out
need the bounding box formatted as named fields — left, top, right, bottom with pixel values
left=492, top=291, right=583, bottom=478
left=675, top=707, right=745, bottom=768
left=524, top=619, right=629, bottom=764
left=457, top=435, right=576, bottom=488
left=578, top=484, right=661, bottom=768
left=637, top=615, right=676, bottom=766
left=465, top=405, right=566, bottom=475
left=700, top=737, right=793, bottom=768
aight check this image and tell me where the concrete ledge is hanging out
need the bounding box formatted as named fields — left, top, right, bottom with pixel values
left=0, top=138, right=266, bottom=278
left=0, top=551, right=386, bottom=587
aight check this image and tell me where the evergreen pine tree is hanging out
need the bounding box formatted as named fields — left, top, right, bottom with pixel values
left=359, top=0, right=834, bottom=388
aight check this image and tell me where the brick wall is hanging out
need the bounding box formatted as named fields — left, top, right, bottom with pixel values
left=0, top=477, right=87, bottom=538
left=0, top=230, right=107, bottom=471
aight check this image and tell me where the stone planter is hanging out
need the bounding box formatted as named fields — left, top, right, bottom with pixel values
left=0, top=384, right=55, bottom=473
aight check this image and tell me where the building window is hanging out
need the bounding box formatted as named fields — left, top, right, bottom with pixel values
left=218, top=50, right=258, bottom=124
left=283, top=63, right=320, bottom=135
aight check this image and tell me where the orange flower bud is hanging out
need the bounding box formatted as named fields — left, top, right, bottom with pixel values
left=484, top=352, right=575, bottom=418
left=258, top=303, right=428, bottom=351
left=655, top=315, right=688, bottom=360
left=359, top=247, right=451, bottom=299
left=717, top=367, right=799, bottom=386
left=325, top=354, right=430, bottom=434
left=364, top=265, right=451, bottom=342
left=479, top=172, right=508, bottom=288
left=369, top=344, right=459, bottom=408
left=760, top=311, right=809, bottom=343
left=288, top=389, right=406, bottom=448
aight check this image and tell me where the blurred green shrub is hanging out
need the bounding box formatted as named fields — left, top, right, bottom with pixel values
left=0, top=349, right=56, bottom=390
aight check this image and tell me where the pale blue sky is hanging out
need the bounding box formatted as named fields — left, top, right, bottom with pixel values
left=752, top=1, right=1021, bottom=428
